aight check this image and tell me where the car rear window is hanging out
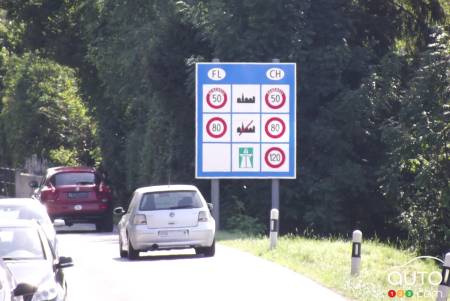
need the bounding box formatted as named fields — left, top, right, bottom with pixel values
left=139, top=191, right=203, bottom=211
left=53, top=172, right=97, bottom=186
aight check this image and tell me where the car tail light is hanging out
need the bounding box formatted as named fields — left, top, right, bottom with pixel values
left=133, top=214, right=147, bottom=225
left=198, top=211, right=209, bottom=222
left=41, top=186, right=56, bottom=202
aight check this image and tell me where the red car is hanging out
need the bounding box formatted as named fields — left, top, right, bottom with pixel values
left=31, top=166, right=113, bottom=232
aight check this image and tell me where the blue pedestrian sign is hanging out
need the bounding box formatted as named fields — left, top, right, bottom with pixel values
left=196, top=62, right=297, bottom=178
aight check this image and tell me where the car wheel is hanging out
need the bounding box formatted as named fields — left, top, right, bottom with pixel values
left=127, top=237, right=139, bottom=260
left=96, top=213, right=113, bottom=232
left=196, top=240, right=215, bottom=257
left=119, top=237, right=127, bottom=258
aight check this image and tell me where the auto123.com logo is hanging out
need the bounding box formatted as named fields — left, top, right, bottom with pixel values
left=387, top=256, right=444, bottom=299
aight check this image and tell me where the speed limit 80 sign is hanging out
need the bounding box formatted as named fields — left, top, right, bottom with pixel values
left=196, top=63, right=296, bottom=178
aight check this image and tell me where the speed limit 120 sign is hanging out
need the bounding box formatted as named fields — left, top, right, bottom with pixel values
left=265, top=147, right=286, bottom=169
left=196, top=63, right=296, bottom=178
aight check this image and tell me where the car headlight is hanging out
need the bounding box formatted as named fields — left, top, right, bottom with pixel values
left=31, top=277, right=59, bottom=301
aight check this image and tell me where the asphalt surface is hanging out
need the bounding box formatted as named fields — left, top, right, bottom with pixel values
left=57, top=224, right=348, bottom=301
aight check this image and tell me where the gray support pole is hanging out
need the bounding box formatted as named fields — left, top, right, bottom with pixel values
left=437, top=252, right=450, bottom=301
left=351, top=230, right=362, bottom=276
left=211, top=58, right=221, bottom=230
left=269, top=58, right=281, bottom=247
left=269, top=208, right=279, bottom=249
left=211, top=179, right=220, bottom=230
left=272, top=179, right=280, bottom=210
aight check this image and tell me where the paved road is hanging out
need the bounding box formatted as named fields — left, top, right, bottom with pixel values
left=57, top=225, right=347, bottom=301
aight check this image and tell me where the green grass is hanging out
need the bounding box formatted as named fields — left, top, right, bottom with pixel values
left=217, top=232, right=442, bottom=301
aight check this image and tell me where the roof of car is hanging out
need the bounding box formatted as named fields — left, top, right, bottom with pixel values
left=46, top=166, right=95, bottom=176
left=135, top=185, right=199, bottom=194
left=0, top=198, right=43, bottom=207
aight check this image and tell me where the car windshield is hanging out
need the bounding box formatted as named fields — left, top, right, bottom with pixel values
left=0, top=227, right=45, bottom=260
left=139, top=191, right=203, bottom=211
left=0, top=205, right=50, bottom=225
left=54, top=172, right=96, bottom=186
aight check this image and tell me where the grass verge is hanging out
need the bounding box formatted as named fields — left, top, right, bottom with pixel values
left=217, top=232, right=443, bottom=301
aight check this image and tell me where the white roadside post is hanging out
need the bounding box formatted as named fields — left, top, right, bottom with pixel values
left=436, top=252, right=450, bottom=301
left=270, top=208, right=279, bottom=250
left=351, top=230, right=362, bottom=276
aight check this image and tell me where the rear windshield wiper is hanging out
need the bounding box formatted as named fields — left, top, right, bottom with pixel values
left=169, top=205, right=194, bottom=209
left=75, top=181, right=93, bottom=185
left=1, top=257, right=15, bottom=261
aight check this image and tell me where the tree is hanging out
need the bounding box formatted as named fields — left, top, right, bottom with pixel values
left=0, top=0, right=448, bottom=249
left=0, top=52, right=99, bottom=167
left=376, top=27, right=450, bottom=254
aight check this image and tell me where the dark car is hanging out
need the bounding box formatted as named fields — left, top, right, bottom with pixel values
left=31, top=166, right=113, bottom=232
left=0, top=220, right=73, bottom=301
left=0, top=258, right=36, bottom=301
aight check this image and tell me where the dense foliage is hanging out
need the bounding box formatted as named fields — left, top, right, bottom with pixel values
left=0, top=0, right=448, bottom=254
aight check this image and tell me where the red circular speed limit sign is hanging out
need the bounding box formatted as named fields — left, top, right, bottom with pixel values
left=265, top=87, right=286, bottom=109
left=206, top=87, right=228, bottom=109
left=264, top=147, right=286, bottom=168
left=206, top=117, right=227, bottom=138
left=264, top=117, right=286, bottom=139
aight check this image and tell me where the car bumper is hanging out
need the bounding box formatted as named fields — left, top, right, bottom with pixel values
left=44, top=203, right=110, bottom=222
left=49, top=211, right=109, bottom=223
left=129, top=222, right=215, bottom=251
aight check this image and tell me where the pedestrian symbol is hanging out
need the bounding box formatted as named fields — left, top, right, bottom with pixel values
left=239, top=147, right=254, bottom=168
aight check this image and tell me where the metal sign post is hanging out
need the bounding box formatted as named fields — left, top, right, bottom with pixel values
left=211, top=179, right=220, bottom=230
left=271, top=58, right=281, bottom=242
left=210, top=58, right=221, bottom=230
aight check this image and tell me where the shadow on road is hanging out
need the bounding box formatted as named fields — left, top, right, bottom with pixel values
left=57, top=230, right=99, bottom=234
left=113, top=253, right=204, bottom=262
left=55, top=223, right=102, bottom=234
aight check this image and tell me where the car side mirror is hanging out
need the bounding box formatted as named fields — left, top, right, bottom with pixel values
left=29, top=181, right=39, bottom=189
left=53, top=219, right=66, bottom=227
left=207, top=203, right=214, bottom=211
left=56, top=256, right=74, bottom=269
left=13, top=283, right=37, bottom=297
left=113, top=207, right=125, bottom=215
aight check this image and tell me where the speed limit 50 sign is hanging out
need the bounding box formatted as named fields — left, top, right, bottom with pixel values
left=196, top=63, right=296, bottom=178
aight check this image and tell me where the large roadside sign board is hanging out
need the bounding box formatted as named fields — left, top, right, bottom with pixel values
left=196, top=62, right=297, bottom=179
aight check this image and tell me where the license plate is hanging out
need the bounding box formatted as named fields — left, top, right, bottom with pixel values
left=68, top=192, right=89, bottom=199
left=74, top=205, right=83, bottom=211
left=158, top=230, right=188, bottom=237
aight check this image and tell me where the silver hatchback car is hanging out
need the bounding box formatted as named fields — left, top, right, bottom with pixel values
left=114, top=185, right=215, bottom=260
